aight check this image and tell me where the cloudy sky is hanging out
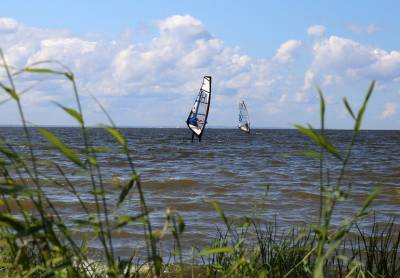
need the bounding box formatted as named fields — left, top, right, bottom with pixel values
left=1, top=1, right=399, bottom=129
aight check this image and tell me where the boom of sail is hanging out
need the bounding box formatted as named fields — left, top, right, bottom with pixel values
left=186, top=76, right=212, bottom=141
left=238, top=100, right=250, bottom=133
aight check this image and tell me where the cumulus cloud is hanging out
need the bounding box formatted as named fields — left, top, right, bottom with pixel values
left=0, top=15, right=399, bottom=128
left=301, top=36, right=400, bottom=94
left=1, top=15, right=300, bottom=125
left=381, top=103, right=396, bottom=119
left=307, top=25, right=326, bottom=37
left=347, top=23, right=380, bottom=34
left=157, top=14, right=209, bottom=41
left=312, top=36, right=374, bottom=71
left=0, top=18, right=20, bottom=33
left=272, top=40, right=302, bottom=64
left=28, top=38, right=97, bottom=62
left=110, top=15, right=264, bottom=99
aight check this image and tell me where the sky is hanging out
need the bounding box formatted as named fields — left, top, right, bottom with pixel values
left=0, top=0, right=399, bottom=129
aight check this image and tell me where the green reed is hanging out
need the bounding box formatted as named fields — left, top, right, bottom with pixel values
left=0, top=49, right=398, bottom=277
left=0, top=49, right=165, bottom=276
left=197, top=217, right=399, bottom=277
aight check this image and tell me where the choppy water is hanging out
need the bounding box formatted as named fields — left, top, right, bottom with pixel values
left=1, top=127, right=399, bottom=256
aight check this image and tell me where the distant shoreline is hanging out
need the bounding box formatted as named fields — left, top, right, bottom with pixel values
left=0, top=125, right=398, bottom=131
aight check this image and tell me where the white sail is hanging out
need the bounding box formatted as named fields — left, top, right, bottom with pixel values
left=201, top=77, right=211, bottom=93
left=238, top=100, right=250, bottom=133
left=186, top=76, right=212, bottom=140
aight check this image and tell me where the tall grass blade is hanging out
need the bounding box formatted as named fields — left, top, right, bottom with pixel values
left=0, top=82, right=19, bottom=101
left=115, top=213, right=147, bottom=229
left=197, top=247, right=235, bottom=257
left=105, top=127, right=126, bottom=147
left=343, top=97, right=356, bottom=120
left=117, top=174, right=139, bottom=208
left=207, top=200, right=230, bottom=232
left=295, top=124, right=342, bottom=160
left=53, top=102, right=83, bottom=125
left=38, top=128, right=85, bottom=168
left=317, top=87, right=325, bottom=129
left=23, top=67, right=66, bottom=76
left=0, top=214, right=26, bottom=233
left=355, top=81, right=375, bottom=131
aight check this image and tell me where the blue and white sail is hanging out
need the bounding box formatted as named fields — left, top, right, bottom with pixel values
left=238, top=100, right=250, bottom=133
left=186, top=76, right=212, bottom=141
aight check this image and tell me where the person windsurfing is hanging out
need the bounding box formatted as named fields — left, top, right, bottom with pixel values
left=188, top=113, right=205, bottom=140
left=188, top=112, right=204, bottom=127
left=186, top=76, right=211, bottom=142
left=188, top=113, right=199, bottom=127
left=238, top=100, right=250, bottom=133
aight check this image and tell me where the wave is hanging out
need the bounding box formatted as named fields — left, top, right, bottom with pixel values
left=142, top=179, right=198, bottom=191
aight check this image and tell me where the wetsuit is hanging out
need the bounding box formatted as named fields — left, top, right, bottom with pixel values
left=188, top=115, right=199, bottom=126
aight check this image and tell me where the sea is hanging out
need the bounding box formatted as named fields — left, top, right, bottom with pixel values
left=1, top=127, right=399, bottom=257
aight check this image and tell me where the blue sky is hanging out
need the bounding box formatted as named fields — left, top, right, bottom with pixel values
left=1, top=1, right=399, bottom=128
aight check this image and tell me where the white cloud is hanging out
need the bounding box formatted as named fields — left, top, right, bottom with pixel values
left=307, top=25, right=326, bottom=37
left=322, top=74, right=342, bottom=87
left=0, top=15, right=399, bottom=128
left=157, top=14, right=209, bottom=42
left=381, top=103, right=396, bottom=119
left=1, top=15, right=297, bottom=126
left=303, top=36, right=400, bottom=90
left=293, top=35, right=400, bottom=108
left=28, top=38, right=97, bottom=61
left=347, top=23, right=380, bottom=34
left=0, top=18, right=20, bottom=33
left=312, top=36, right=374, bottom=71
left=272, top=40, right=302, bottom=64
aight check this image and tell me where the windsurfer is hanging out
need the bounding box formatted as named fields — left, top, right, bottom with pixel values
left=188, top=114, right=198, bottom=126
left=188, top=114, right=204, bottom=127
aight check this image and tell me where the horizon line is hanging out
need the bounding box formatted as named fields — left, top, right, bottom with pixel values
left=0, top=125, right=398, bottom=131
